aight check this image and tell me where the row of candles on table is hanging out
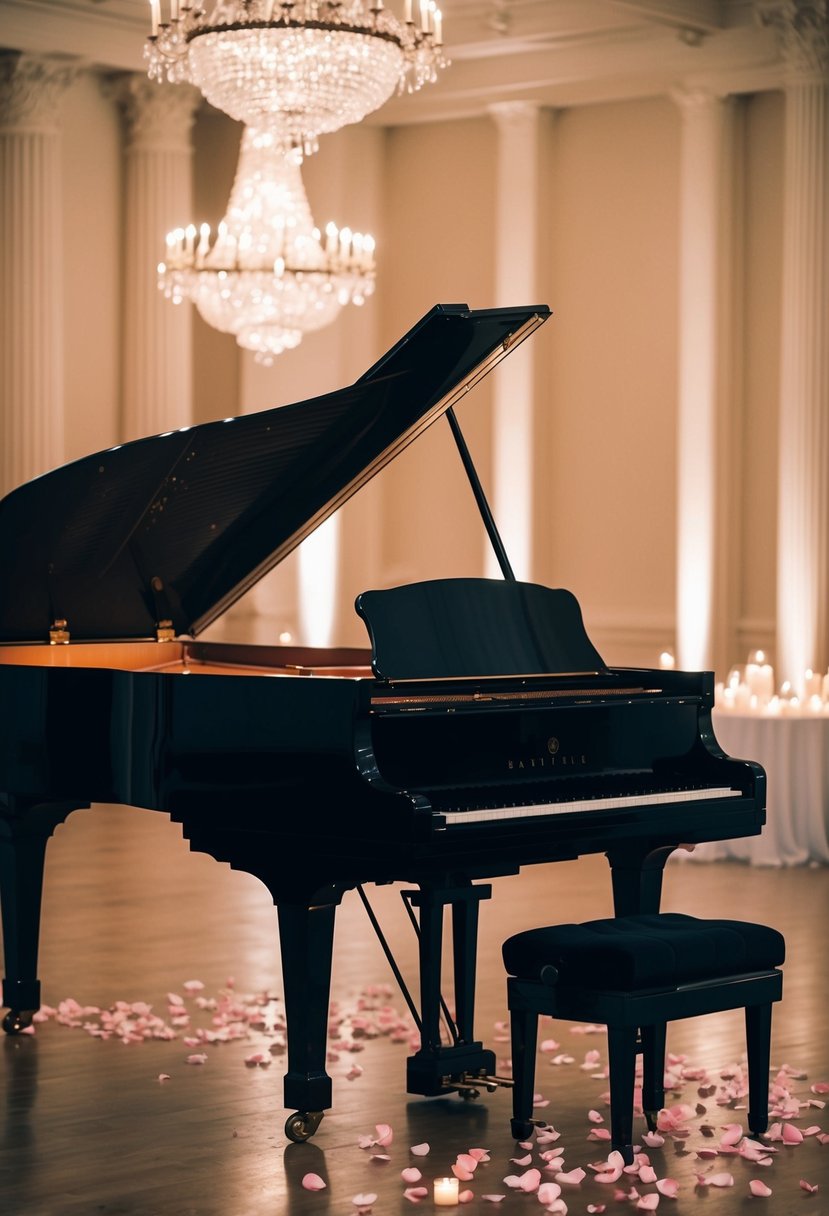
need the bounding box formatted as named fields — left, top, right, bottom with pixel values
left=658, top=648, right=829, bottom=715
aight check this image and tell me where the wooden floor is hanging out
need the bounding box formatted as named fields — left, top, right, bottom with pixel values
left=1, top=805, right=827, bottom=1216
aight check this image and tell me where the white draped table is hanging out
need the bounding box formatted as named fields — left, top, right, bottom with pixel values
left=683, top=708, right=829, bottom=866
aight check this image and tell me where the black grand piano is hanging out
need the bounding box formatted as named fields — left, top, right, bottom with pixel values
left=0, top=304, right=764, bottom=1142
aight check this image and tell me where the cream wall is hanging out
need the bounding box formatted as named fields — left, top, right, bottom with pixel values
left=6, top=62, right=790, bottom=675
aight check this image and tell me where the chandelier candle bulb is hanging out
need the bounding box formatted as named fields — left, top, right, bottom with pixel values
left=433, top=1177, right=459, bottom=1206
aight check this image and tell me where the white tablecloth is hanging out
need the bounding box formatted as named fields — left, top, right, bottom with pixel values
left=682, top=709, right=829, bottom=866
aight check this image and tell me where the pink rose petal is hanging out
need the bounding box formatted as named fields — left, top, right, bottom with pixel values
left=301, top=1173, right=327, bottom=1191
left=588, top=1128, right=612, bottom=1141
left=546, top=1202, right=568, bottom=1215
left=481, top=1196, right=506, bottom=1203
left=555, top=1168, right=586, bottom=1184
left=782, top=1123, right=804, bottom=1144
left=642, top=1132, right=665, bottom=1147
left=511, top=1153, right=533, bottom=1167
left=636, top=1197, right=659, bottom=1211
left=588, top=1109, right=604, bottom=1123
left=720, top=1123, right=743, bottom=1147
left=374, top=1123, right=393, bottom=1147
left=537, top=1182, right=562, bottom=1205
left=518, top=1168, right=542, bottom=1192
left=452, top=1166, right=474, bottom=1181
left=157, top=1073, right=171, bottom=1082
left=403, top=1186, right=429, bottom=1203
left=639, top=1166, right=657, bottom=1184
left=749, top=1180, right=772, bottom=1197
left=352, top=1194, right=377, bottom=1209
left=655, top=1178, right=679, bottom=1198
left=587, top=1207, right=607, bottom=1214
left=186, top=1052, right=208, bottom=1065
left=410, top=1142, right=430, bottom=1156
left=706, top=1173, right=735, bottom=1187
left=810, top=1082, right=829, bottom=1094
left=456, top=1153, right=478, bottom=1172
left=800, top=1180, right=819, bottom=1193
left=458, top=1191, right=474, bottom=1204
left=401, top=1168, right=422, bottom=1183
left=594, top=1167, right=623, bottom=1184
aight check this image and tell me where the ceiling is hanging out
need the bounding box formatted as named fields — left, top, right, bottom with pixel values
left=0, top=0, right=782, bottom=122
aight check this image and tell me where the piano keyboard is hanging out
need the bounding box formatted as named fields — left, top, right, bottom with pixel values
left=439, top=785, right=741, bottom=826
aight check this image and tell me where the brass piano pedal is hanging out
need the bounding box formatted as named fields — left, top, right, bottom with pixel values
left=457, top=1070, right=514, bottom=1096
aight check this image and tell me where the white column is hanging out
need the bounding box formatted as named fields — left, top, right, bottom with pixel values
left=115, top=76, right=199, bottom=441
left=672, top=89, right=730, bottom=671
left=762, top=2, right=829, bottom=691
left=0, top=52, right=78, bottom=498
left=487, top=101, right=542, bottom=581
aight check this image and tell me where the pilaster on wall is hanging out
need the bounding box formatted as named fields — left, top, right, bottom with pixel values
left=0, top=52, right=79, bottom=498
left=112, top=75, right=200, bottom=442
left=759, top=1, right=829, bottom=690
left=672, top=87, right=735, bottom=674
left=487, top=101, right=543, bottom=582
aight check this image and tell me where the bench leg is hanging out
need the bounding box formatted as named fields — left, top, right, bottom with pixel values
left=745, top=1003, right=773, bottom=1137
left=641, top=1023, right=666, bottom=1129
left=508, top=986, right=538, bottom=1141
left=607, top=1025, right=638, bottom=1165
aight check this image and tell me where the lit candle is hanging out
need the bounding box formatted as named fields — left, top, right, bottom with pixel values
left=149, top=0, right=160, bottom=36
left=405, top=0, right=413, bottom=22
left=659, top=649, right=675, bottom=670
left=434, top=6, right=442, bottom=43
left=433, top=1177, right=459, bottom=1206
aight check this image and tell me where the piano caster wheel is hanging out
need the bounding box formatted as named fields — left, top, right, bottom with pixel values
left=644, top=1110, right=659, bottom=1133
left=457, top=1086, right=481, bottom=1101
left=511, top=1117, right=535, bottom=1140
left=284, top=1110, right=324, bottom=1143
left=2, top=1009, right=33, bottom=1035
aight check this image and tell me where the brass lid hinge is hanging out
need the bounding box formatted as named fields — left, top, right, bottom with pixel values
left=50, top=619, right=70, bottom=645
left=156, top=619, right=176, bottom=643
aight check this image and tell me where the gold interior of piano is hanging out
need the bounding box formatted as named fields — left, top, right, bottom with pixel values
left=0, top=640, right=373, bottom=679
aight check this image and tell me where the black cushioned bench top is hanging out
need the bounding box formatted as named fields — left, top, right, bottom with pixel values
left=502, top=913, right=785, bottom=991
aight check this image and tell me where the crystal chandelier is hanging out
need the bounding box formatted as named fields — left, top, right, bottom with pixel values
left=159, top=128, right=376, bottom=363
left=146, top=0, right=447, bottom=159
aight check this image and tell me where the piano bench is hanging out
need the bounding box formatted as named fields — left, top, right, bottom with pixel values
left=503, top=913, right=785, bottom=1164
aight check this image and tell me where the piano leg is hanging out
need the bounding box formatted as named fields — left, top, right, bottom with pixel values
left=277, top=900, right=337, bottom=1142
left=0, top=799, right=83, bottom=1034
left=405, top=881, right=497, bottom=1097
left=605, top=843, right=676, bottom=917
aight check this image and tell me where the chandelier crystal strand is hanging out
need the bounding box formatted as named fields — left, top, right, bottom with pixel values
left=158, top=128, right=376, bottom=363
left=145, top=0, right=447, bottom=159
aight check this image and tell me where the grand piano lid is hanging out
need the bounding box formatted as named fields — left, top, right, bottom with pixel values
left=0, top=303, right=550, bottom=644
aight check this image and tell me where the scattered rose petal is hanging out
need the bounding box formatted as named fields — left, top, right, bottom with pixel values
left=374, top=1123, right=393, bottom=1147
left=588, top=1109, right=604, bottom=1123
left=546, top=1201, right=568, bottom=1215
left=410, top=1143, right=430, bottom=1156
left=482, top=1197, right=506, bottom=1204
left=782, top=1123, right=804, bottom=1144
left=810, top=1082, right=829, bottom=1094
left=588, top=1129, right=612, bottom=1142
left=802, top=1126, right=821, bottom=1137
left=700, top=1173, right=734, bottom=1187
left=639, top=1166, right=657, bottom=1184
left=511, top=1154, right=533, bottom=1166
left=352, top=1194, right=377, bottom=1209
left=554, top=1168, right=586, bottom=1184
left=157, top=1073, right=171, bottom=1082
left=458, top=1191, right=474, bottom=1204
left=186, top=1052, right=208, bottom=1065
left=452, top=1165, right=474, bottom=1181
left=655, top=1178, right=678, bottom=1198
left=301, top=1173, right=326, bottom=1191
left=468, top=1149, right=491, bottom=1162
left=401, top=1168, right=422, bottom=1183
left=642, top=1132, right=665, bottom=1148
left=587, top=1207, right=607, bottom=1214
left=503, top=1176, right=521, bottom=1189
left=456, top=1154, right=478, bottom=1173
left=800, top=1180, right=819, bottom=1193
left=518, top=1168, right=542, bottom=1192
left=720, top=1123, right=743, bottom=1146
left=749, top=1180, right=772, bottom=1197
left=403, top=1186, right=429, bottom=1203
left=636, top=1197, right=659, bottom=1211
left=538, top=1182, right=562, bottom=1205
left=370, top=1154, right=390, bottom=1163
